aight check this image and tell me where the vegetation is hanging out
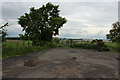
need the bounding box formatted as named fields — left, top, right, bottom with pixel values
left=91, top=39, right=106, bottom=49
left=2, top=40, right=57, bottom=59
left=72, top=39, right=106, bottom=50
left=106, top=22, right=120, bottom=51
left=18, top=2, right=67, bottom=45
left=0, top=23, right=9, bottom=42
left=105, top=42, right=120, bottom=52
left=72, top=41, right=102, bottom=49
left=72, top=40, right=119, bottom=52
left=2, top=39, right=120, bottom=59
left=107, top=22, right=120, bottom=43
left=2, top=3, right=120, bottom=60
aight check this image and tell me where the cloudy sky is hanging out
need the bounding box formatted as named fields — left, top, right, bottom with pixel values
left=1, top=1, right=119, bottom=39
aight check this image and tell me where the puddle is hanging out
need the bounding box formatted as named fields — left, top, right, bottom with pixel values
left=24, top=60, right=36, bottom=67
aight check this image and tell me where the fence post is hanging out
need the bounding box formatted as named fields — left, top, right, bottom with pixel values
left=70, top=39, right=73, bottom=47
left=67, top=40, right=69, bottom=46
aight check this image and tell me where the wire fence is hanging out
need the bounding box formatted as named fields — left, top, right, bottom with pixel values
left=3, top=40, right=32, bottom=47
left=3, top=39, right=75, bottom=48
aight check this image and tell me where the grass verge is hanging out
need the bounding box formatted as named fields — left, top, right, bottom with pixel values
left=71, top=41, right=120, bottom=52
left=2, top=41, right=57, bottom=59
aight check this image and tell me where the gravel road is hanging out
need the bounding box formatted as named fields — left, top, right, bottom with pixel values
left=2, top=48, right=119, bottom=78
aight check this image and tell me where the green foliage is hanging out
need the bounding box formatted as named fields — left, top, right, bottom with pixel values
left=72, top=40, right=119, bottom=52
left=2, top=31, right=7, bottom=42
left=52, top=37, right=60, bottom=44
left=72, top=41, right=100, bottom=49
left=72, top=40, right=106, bottom=50
left=2, top=41, right=57, bottom=59
left=0, top=23, right=9, bottom=42
left=105, top=42, right=120, bottom=52
left=91, top=39, right=105, bottom=49
left=18, top=2, right=67, bottom=45
left=107, top=22, right=120, bottom=43
left=19, top=34, right=24, bottom=40
left=19, top=34, right=30, bottom=40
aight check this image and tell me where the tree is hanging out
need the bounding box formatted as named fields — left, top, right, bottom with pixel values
left=0, top=23, right=8, bottom=42
left=19, top=34, right=24, bottom=40
left=18, top=2, right=67, bottom=45
left=106, top=22, right=120, bottom=43
left=19, top=34, right=29, bottom=40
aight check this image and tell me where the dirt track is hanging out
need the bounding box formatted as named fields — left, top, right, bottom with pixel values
left=2, top=48, right=118, bottom=78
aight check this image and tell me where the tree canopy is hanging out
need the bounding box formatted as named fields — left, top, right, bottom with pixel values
left=18, top=2, right=67, bottom=45
left=106, top=22, right=120, bottom=43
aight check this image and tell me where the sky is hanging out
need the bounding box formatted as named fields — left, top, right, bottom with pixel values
left=1, top=0, right=119, bottom=39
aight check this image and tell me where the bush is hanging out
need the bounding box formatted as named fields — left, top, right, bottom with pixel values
left=72, top=40, right=106, bottom=50
left=72, top=41, right=99, bottom=49
left=44, top=42, right=57, bottom=48
left=105, top=42, right=120, bottom=52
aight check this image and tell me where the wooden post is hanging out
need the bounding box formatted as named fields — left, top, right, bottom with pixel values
left=68, top=40, right=70, bottom=46
left=67, top=40, right=69, bottom=46
left=70, top=39, right=73, bottom=47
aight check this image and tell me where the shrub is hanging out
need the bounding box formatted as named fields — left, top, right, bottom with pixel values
left=72, top=40, right=106, bottom=50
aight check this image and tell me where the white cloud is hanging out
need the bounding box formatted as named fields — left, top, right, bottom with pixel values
left=1, top=2, right=118, bottom=39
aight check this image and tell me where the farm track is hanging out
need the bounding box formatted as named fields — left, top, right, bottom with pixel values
left=2, top=48, right=119, bottom=78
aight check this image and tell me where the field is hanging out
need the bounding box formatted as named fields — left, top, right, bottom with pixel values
left=71, top=41, right=120, bottom=52
left=105, top=42, right=120, bottom=52
left=2, top=40, right=57, bottom=59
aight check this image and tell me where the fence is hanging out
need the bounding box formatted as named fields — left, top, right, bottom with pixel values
left=3, top=39, right=76, bottom=48
left=3, top=40, right=32, bottom=47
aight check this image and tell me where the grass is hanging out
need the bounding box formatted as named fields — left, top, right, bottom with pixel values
left=105, top=42, right=120, bottom=52
left=2, top=40, right=57, bottom=59
left=2, top=40, right=119, bottom=59
left=72, top=41, right=100, bottom=49
left=72, top=41, right=120, bottom=52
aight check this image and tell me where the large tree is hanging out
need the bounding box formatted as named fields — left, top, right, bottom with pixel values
left=106, top=22, right=120, bottom=43
left=18, top=3, right=67, bottom=45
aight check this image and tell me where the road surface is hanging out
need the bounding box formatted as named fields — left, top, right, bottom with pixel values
left=2, top=48, right=118, bottom=78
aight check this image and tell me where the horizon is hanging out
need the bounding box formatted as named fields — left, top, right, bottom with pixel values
left=5, top=36, right=109, bottom=40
